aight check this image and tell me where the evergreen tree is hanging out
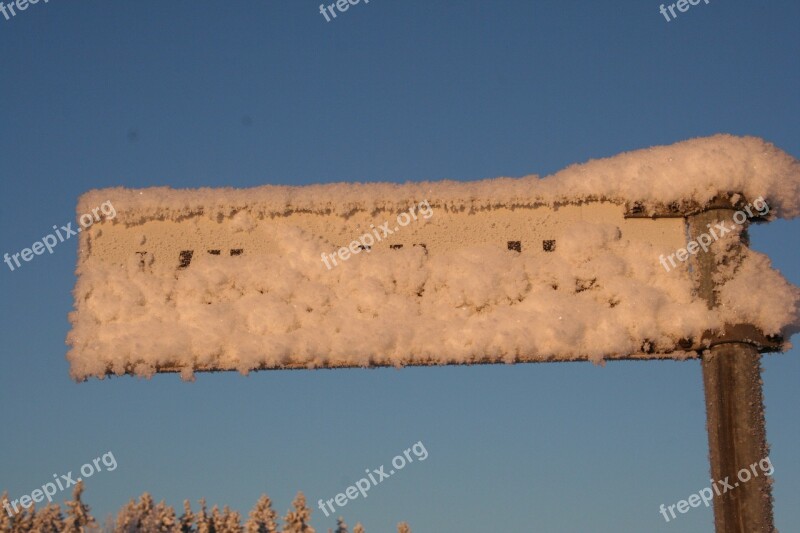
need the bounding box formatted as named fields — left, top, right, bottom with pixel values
left=37, top=505, right=62, bottom=533
left=244, top=495, right=279, bottom=533
left=141, top=500, right=180, bottom=532
left=137, top=493, right=155, bottom=518
left=114, top=498, right=140, bottom=533
left=0, top=492, right=13, bottom=533
left=63, top=481, right=95, bottom=533
left=221, top=505, right=243, bottom=533
left=11, top=503, right=33, bottom=532
left=115, top=493, right=156, bottom=532
left=210, top=505, right=224, bottom=532
left=195, top=499, right=212, bottom=533
left=281, top=492, right=315, bottom=533
left=179, top=500, right=195, bottom=533
left=33, top=503, right=64, bottom=533
left=0, top=487, right=408, bottom=533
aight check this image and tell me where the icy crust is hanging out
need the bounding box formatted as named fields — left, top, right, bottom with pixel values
left=78, top=135, right=800, bottom=223
left=66, top=223, right=800, bottom=380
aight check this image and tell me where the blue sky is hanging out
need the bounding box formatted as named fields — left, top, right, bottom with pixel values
left=1, top=1, right=798, bottom=531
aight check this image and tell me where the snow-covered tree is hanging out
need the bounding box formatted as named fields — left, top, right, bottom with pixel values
left=63, top=481, right=95, bottom=533
left=0, top=513, right=11, bottom=531
left=0, top=492, right=12, bottom=533
left=281, top=492, right=315, bottom=533
left=137, top=493, right=155, bottom=518
left=179, top=500, right=195, bottom=533
left=34, top=504, right=64, bottom=533
left=114, top=498, right=140, bottom=532
left=0, top=487, right=405, bottom=533
left=11, top=503, right=33, bottom=532
left=220, top=506, right=242, bottom=533
left=114, top=493, right=155, bottom=532
left=141, top=501, right=180, bottom=532
left=34, top=503, right=64, bottom=533
left=160, top=501, right=181, bottom=532
left=114, top=493, right=180, bottom=532
left=210, top=505, right=224, bottom=532
left=195, top=499, right=212, bottom=533
left=244, top=495, right=278, bottom=533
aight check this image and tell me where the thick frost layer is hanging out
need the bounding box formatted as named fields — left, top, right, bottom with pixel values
left=67, top=135, right=800, bottom=380
left=78, top=135, right=800, bottom=223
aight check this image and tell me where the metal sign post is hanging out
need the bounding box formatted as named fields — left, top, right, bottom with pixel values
left=689, top=208, right=774, bottom=532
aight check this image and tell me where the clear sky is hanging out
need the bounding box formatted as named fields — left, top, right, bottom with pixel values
left=1, top=1, right=798, bottom=531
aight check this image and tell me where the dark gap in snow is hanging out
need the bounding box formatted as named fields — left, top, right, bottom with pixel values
left=178, top=250, right=194, bottom=269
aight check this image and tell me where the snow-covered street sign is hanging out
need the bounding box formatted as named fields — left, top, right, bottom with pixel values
left=66, top=135, right=800, bottom=380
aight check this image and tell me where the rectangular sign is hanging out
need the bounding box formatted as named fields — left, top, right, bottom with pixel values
left=67, top=135, right=800, bottom=379
left=68, top=188, right=730, bottom=380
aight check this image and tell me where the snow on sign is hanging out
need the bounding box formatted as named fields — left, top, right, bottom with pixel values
left=66, top=135, right=800, bottom=380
